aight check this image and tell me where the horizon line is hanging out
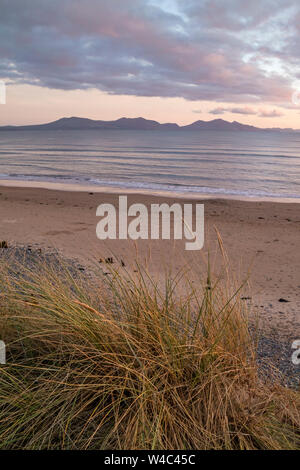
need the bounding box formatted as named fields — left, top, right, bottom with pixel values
left=1, top=115, right=299, bottom=132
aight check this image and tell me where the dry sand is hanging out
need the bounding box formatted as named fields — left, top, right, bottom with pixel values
left=0, top=185, right=299, bottom=341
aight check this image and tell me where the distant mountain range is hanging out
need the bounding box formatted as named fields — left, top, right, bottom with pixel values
left=0, top=116, right=297, bottom=132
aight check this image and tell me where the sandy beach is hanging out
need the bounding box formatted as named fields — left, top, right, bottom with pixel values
left=0, top=184, right=299, bottom=341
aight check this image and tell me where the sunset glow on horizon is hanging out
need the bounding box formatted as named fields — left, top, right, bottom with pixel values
left=1, top=0, right=300, bottom=128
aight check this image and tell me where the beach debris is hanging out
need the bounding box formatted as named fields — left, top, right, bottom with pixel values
left=121, top=260, right=125, bottom=267
left=278, top=298, right=290, bottom=302
left=0, top=241, right=8, bottom=249
left=241, top=296, right=251, bottom=300
left=99, top=257, right=114, bottom=264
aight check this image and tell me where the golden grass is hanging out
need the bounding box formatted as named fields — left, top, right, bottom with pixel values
left=0, top=248, right=299, bottom=450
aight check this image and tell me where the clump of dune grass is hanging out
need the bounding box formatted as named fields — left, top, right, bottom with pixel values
left=0, top=248, right=299, bottom=450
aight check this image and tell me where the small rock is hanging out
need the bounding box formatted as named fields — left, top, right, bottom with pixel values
left=278, top=298, right=290, bottom=303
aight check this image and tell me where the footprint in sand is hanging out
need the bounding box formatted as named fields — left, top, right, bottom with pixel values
left=44, top=230, right=73, bottom=236
left=44, top=227, right=88, bottom=236
left=73, top=227, right=88, bottom=232
left=2, top=219, right=17, bottom=223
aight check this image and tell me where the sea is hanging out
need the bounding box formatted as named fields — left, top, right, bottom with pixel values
left=0, top=129, right=300, bottom=201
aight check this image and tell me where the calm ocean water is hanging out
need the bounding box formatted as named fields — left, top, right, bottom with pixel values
left=0, top=129, right=300, bottom=200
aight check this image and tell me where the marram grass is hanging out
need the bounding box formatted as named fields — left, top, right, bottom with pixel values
left=0, top=249, right=299, bottom=450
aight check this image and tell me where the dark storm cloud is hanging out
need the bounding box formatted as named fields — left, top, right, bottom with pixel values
left=0, top=0, right=299, bottom=103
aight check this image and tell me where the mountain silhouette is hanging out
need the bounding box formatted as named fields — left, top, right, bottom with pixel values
left=0, top=116, right=296, bottom=132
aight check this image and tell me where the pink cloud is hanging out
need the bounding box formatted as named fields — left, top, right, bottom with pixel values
left=209, top=106, right=257, bottom=115
left=0, top=0, right=297, bottom=106
left=258, top=109, right=284, bottom=117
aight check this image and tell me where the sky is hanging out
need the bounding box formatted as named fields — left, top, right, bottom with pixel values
left=1, top=0, right=300, bottom=128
